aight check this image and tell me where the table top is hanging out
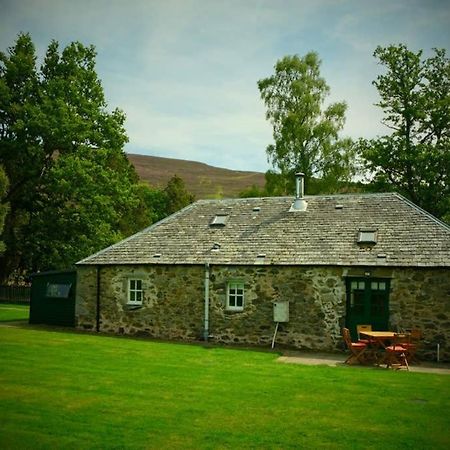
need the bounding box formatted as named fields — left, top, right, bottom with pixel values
left=360, top=331, right=396, bottom=339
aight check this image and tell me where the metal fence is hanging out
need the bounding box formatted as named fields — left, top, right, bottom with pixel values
left=0, top=285, right=31, bottom=304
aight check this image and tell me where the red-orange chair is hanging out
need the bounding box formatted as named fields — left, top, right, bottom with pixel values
left=399, top=329, right=422, bottom=364
left=342, top=327, right=368, bottom=365
left=385, top=333, right=409, bottom=370
left=357, top=324, right=377, bottom=345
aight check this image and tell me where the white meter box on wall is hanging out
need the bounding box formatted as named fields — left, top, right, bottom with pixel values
left=273, top=301, right=289, bottom=322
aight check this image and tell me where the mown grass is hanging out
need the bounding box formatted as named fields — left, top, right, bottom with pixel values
left=0, top=303, right=29, bottom=321
left=0, top=326, right=449, bottom=449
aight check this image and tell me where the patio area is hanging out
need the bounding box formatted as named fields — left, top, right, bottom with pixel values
left=278, top=350, right=450, bottom=375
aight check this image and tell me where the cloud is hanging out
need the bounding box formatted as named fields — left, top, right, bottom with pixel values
left=1, top=0, right=449, bottom=172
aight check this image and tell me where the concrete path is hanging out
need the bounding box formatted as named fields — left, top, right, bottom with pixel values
left=278, top=350, right=450, bottom=375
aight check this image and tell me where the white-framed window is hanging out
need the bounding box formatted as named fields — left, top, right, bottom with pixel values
left=128, top=279, right=143, bottom=305
left=227, top=281, right=245, bottom=311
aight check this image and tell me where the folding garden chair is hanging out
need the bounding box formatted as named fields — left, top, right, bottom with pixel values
left=356, top=324, right=376, bottom=344
left=385, top=333, right=409, bottom=370
left=342, top=327, right=368, bottom=365
left=399, top=329, right=422, bottom=364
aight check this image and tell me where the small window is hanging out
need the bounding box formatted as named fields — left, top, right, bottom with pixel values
left=358, top=230, right=377, bottom=244
left=351, top=281, right=365, bottom=291
left=227, top=282, right=244, bottom=311
left=210, top=214, right=228, bottom=226
left=371, top=281, right=386, bottom=291
left=128, top=279, right=143, bottom=305
left=46, top=283, right=72, bottom=299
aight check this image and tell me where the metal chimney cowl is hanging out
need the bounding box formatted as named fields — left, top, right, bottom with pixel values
left=289, top=172, right=308, bottom=212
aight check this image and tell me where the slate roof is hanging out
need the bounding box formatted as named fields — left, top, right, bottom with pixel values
left=77, top=193, right=450, bottom=267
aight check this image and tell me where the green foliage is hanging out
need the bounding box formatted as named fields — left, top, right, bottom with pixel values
left=1, top=327, right=449, bottom=449
left=258, top=53, right=356, bottom=195
left=0, top=33, right=155, bottom=279
left=238, top=184, right=267, bottom=198
left=124, top=176, right=195, bottom=229
left=162, top=175, right=195, bottom=215
left=26, top=149, right=136, bottom=269
left=359, top=44, right=450, bottom=222
left=0, top=166, right=8, bottom=253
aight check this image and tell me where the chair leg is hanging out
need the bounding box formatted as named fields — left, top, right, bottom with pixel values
left=345, top=347, right=367, bottom=365
left=386, top=351, right=409, bottom=371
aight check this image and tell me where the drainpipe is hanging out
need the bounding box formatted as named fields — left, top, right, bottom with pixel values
left=204, top=262, right=210, bottom=341
left=96, top=266, right=101, bottom=332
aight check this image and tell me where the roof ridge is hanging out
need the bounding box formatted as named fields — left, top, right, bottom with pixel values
left=196, top=192, right=399, bottom=203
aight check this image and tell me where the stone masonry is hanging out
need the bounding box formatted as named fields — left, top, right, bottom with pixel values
left=76, top=264, right=450, bottom=361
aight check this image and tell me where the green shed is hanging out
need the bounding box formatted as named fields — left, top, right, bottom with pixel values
left=29, top=270, right=77, bottom=327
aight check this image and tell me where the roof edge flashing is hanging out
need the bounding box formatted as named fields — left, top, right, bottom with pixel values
left=289, top=198, right=308, bottom=212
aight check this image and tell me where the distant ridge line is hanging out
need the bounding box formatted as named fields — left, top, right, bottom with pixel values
left=127, top=153, right=265, bottom=199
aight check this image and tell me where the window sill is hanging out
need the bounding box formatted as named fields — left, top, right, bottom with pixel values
left=124, top=304, right=143, bottom=311
left=225, top=309, right=244, bottom=314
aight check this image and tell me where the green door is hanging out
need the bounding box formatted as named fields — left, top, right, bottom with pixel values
left=345, top=278, right=390, bottom=340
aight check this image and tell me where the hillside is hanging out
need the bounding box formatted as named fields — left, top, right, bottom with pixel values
left=127, top=153, right=266, bottom=199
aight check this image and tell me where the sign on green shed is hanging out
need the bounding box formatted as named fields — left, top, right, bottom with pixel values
left=29, top=270, right=76, bottom=327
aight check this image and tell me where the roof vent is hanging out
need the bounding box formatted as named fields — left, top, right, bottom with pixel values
left=289, top=172, right=308, bottom=212
left=335, top=204, right=343, bottom=210
left=153, top=253, right=161, bottom=258
left=252, top=206, right=261, bottom=212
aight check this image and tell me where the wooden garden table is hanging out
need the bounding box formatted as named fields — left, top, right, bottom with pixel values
left=359, top=331, right=396, bottom=349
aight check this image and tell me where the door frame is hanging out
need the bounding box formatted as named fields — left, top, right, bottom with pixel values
left=345, top=276, right=391, bottom=341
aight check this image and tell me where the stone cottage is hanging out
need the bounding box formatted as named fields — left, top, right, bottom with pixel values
left=76, top=178, right=450, bottom=361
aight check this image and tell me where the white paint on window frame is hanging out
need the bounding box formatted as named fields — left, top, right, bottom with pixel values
left=127, top=278, right=143, bottom=305
left=226, top=281, right=245, bottom=311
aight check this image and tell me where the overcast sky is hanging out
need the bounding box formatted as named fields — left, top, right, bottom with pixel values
left=1, top=0, right=449, bottom=172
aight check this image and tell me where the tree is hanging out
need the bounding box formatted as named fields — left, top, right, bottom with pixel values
left=239, top=184, right=267, bottom=198
left=359, top=44, right=450, bottom=222
left=257, top=53, right=356, bottom=194
left=163, top=175, right=195, bottom=216
left=0, top=166, right=8, bottom=253
left=0, top=33, right=152, bottom=280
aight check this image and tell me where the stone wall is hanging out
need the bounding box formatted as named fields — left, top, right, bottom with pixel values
left=389, top=268, right=450, bottom=361
left=207, top=265, right=346, bottom=351
left=76, top=265, right=205, bottom=340
left=75, top=264, right=450, bottom=361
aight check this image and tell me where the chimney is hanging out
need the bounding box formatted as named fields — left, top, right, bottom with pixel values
left=289, top=172, right=308, bottom=212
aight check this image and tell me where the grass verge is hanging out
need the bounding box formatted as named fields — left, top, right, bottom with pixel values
left=0, top=303, right=29, bottom=321
left=0, top=326, right=449, bottom=449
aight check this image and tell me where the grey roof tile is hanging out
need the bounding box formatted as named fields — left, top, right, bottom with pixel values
left=77, top=193, right=450, bottom=267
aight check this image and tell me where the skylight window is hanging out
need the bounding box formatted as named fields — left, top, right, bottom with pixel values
left=358, top=230, right=377, bottom=244
left=210, top=214, right=228, bottom=226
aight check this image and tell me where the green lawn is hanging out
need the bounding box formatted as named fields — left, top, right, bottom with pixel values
left=0, top=327, right=449, bottom=449
left=0, top=303, right=29, bottom=321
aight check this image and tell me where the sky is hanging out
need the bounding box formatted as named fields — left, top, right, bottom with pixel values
left=1, top=0, right=449, bottom=172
